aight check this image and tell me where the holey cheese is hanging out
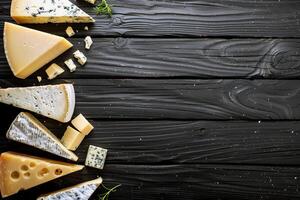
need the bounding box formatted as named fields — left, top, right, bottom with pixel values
left=37, top=177, right=102, bottom=200
left=0, top=152, right=84, bottom=198
left=6, top=112, right=78, bottom=161
left=11, top=0, right=95, bottom=24
left=0, top=84, right=75, bottom=123
left=3, top=22, right=73, bottom=79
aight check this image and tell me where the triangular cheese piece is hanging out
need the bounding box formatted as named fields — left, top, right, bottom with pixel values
left=6, top=112, right=78, bottom=161
left=37, top=177, right=102, bottom=200
left=0, top=84, right=75, bottom=122
left=11, top=0, right=95, bottom=24
left=4, top=22, right=73, bottom=79
left=0, top=152, right=84, bottom=198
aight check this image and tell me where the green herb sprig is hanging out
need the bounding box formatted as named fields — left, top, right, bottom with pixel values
left=98, top=184, right=121, bottom=200
left=94, top=0, right=112, bottom=17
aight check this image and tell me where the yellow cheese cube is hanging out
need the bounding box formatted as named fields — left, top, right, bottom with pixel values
left=61, top=126, right=85, bottom=151
left=46, top=63, right=65, bottom=80
left=0, top=152, right=84, bottom=198
left=71, top=114, right=94, bottom=135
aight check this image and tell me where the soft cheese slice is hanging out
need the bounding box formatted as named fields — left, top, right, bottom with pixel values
left=37, top=177, right=102, bottom=200
left=0, top=84, right=75, bottom=122
left=6, top=112, right=78, bottom=161
left=11, top=0, right=95, bottom=24
left=0, top=152, right=84, bottom=198
left=3, top=22, right=73, bottom=79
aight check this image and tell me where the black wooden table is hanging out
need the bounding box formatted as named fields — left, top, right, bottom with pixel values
left=1, top=0, right=300, bottom=199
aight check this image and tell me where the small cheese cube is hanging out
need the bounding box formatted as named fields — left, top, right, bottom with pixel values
left=61, top=126, right=85, bottom=151
left=65, top=26, right=75, bottom=37
left=46, top=63, right=65, bottom=80
left=37, top=76, right=42, bottom=82
left=73, top=50, right=87, bottom=65
left=64, top=59, right=77, bottom=72
left=84, top=26, right=89, bottom=31
left=71, top=114, right=94, bottom=135
left=84, top=36, right=93, bottom=50
left=84, top=0, right=97, bottom=4
left=85, top=145, right=107, bottom=169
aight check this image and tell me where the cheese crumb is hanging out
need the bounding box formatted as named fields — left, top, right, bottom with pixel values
left=64, top=59, right=77, bottom=72
left=37, top=76, right=42, bottom=82
left=84, top=26, right=89, bottom=31
left=73, top=50, right=87, bottom=65
left=65, top=26, right=75, bottom=37
left=84, top=36, right=93, bottom=50
left=46, top=63, right=65, bottom=80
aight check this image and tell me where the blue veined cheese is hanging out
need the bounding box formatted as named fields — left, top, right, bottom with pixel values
left=85, top=145, right=108, bottom=169
left=73, top=50, right=87, bottom=65
left=37, top=177, right=102, bottom=200
left=6, top=112, right=78, bottom=161
left=11, top=0, right=95, bottom=24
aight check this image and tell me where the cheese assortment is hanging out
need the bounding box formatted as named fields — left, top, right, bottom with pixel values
left=10, top=0, right=95, bottom=24
left=71, top=114, right=94, bottom=135
left=6, top=112, right=78, bottom=161
left=0, top=152, right=84, bottom=198
left=4, top=22, right=73, bottom=79
left=85, top=145, right=108, bottom=170
left=0, top=84, right=75, bottom=123
left=46, top=63, right=65, bottom=80
left=37, top=177, right=102, bottom=200
left=61, top=126, right=85, bottom=151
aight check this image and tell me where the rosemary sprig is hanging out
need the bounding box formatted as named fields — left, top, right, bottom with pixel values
left=98, top=184, right=121, bottom=200
left=94, top=0, right=112, bottom=17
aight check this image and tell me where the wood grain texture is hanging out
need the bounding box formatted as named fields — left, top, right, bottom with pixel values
left=1, top=38, right=300, bottom=78
left=1, top=119, right=300, bottom=165
left=3, top=79, right=300, bottom=120
left=1, top=164, right=300, bottom=200
left=2, top=0, right=300, bottom=37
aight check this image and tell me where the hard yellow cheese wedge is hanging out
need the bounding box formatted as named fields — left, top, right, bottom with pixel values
left=3, top=22, right=73, bottom=79
left=0, top=152, right=84, bottom=198
left=11, top=0, right=95, bottom=24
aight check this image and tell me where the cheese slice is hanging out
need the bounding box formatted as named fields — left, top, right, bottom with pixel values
left=0, top=84, right=75, bottom=123
left=37, top=177, right=102, bottom=200
left=11, top=0, right=95, bottom=24
left=6, top=112, right=78, bottom=161
left=0, top=152, right=84, bottom=198
left=3, top=22, right=73, bottom=79
left=61, top=126, right=85, bottom=151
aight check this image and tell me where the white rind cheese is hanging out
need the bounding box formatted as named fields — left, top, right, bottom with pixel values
left=0, top=84, right=75, bottom=123
left=6, top=112, right=78, bottom=161
left=85, top=145, right=108, bottom=169
left=73, top=50, right=87, bottom=65
left=37, top=177, right=102, bottom=200
left=11, top=0, right=95, bottom=24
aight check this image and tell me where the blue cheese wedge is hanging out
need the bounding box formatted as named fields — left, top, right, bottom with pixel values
left=6, top=112, right=78, bottom=161
left=73, top=50, right=87, bottom=65
left=85, top=145, right=108, bottom=169
left=37, top=177, right=102, bottom=200
left=11, top=0, right=95, bottom=24
left=0, top=84, right=75, bottom=122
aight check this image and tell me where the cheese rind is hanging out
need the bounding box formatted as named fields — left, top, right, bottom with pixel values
left=0, top=84, right=75, bottom=123
left=6, top=112, right=78, bottom=161
left=3, top=22, right=72, bottom=79
left=46, top=63, right=65, bottom=80
left=11, top=0, right=95, bottom=24
left=61, top=126, right=85, bottom=151
left=0, top=152, right=84, bottom=198
left=85, top=145, right=108, bottom=169
left=37, top=177, right=102, bottom=200
left=71, top=114, right=94, bottom=135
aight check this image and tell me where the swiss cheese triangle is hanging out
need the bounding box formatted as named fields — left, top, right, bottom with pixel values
left=11, top=0, right=95, bottom=24
left=0, top=84, right=75, bottom=123
left=37, top=177, right=102, bottom=200
left=3, top=22, right=73, bottom=79
left=6, top=112, right=78, bottom=161
left=0, top=152, right=84, bottom=198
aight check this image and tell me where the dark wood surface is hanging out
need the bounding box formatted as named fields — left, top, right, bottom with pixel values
left=1, top=0, right=300, bottom=200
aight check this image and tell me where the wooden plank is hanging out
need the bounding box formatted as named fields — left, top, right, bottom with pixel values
left=1, top=119, right=300, bottom=165
left=2, top=79, right=300, bottom=119
left=2, top=164, right=300, bottom=200
left=1, top=0, right=300, bottom=37
left=1, top=38, right=300, bottom=78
